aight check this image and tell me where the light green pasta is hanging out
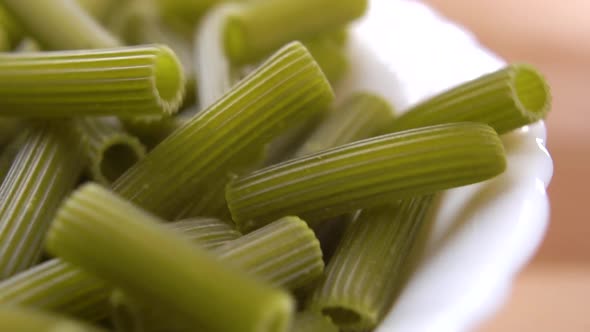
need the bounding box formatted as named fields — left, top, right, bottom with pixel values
left=171, top=217, right=242, bottom=249
left=45, top=183, right=294, bottom=332
left=389, top=64, right=551, bottom=134
left=0, top=45, right=185, bottom=117
left=0, top=305, right=107, bottom=332
left=227, top=122, right=506, bottom=230
left=0, top=218, right=240, bottom=321
left=291, top=312, right=338, bottom=332
left=309, top=196, right=433, bottom=330
left=0, top=259, right=110, bottom=322
left=108, top=0, right=197, bottom=110
left=223, top=0, right=367, bottom=64
left=217, top=216, right=324, bottom=290
left=74, top=118, right=146, bottom=185
left=0, top=121, right=84, bottom=279
left=1, top=0, right=120, bottom=50
left=294, top=92, right=394, bottom=157
left=112, top=41, right=333, bottom=219
left=110, top=216, right=324, bottom=332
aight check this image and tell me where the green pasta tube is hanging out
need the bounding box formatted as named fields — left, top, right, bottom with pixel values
left=1, top=0, right=120, bottom=49
left=74, top=118, right=146, bottom=185
left=0, top=218, right=240, bottom=321
left=171, top=217, right=242, bottom=249
left=110, top=216, right=324, bottom=332
left=108, top=0, right=197, bottom=110
left=227, top=122, right=506, bottom=230
left=0, top=121, right=84, bottom=279
left=0, top=45, right=185, bottom=117
left=389, top=64, right=551, bottom=134
left=217, top=216, right=324, bottom=290
left=309, top=196, right=433, bottom=330
left=45, top=183, right=294, bottom=332
left=224, top=0, right=367, bottom=65
left=0, top=259, right=110, bottom=321
left=113, top=41, right=333, bottom=219
left=291, top=312, right=338, bottom=332
left=294, top=92, right=394, bottom=157
left=0, top=305, right=107, bottom=332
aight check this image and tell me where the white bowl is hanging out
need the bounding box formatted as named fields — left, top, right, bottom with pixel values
left=338, top=1, right=554, bottom=331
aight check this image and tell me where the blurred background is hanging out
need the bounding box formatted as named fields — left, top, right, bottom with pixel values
left=422, top=0, right=590, bottom=330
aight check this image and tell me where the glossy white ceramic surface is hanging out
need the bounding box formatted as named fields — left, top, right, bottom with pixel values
left=338, top=1, right=554, bottom=331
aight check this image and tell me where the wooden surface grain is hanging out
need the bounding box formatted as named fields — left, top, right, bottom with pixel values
left=421, top=1, right=590, bottom=330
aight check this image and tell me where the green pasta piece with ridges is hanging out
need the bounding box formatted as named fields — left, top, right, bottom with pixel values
left=227, top=122, right=506, bottom=231
left=217, top=216, right=324, bottom=290
left=223, top=0, right=367, bottom=65
left=0, top=44, right=185, bottom=117
left=1, top=0, right=120, bottom=50
left=45, top=183, right=294, bottom=332
left=0, top=217, right=240, bottom=321
left=389, top=64, right=551, bottom=134
left=171, top=217, right=242, bottom=249
left=110, top=216, right=324, bottom=332
left=112, top=41, right=333, bottom=219
left=294, top=92, right=394, bottom=157
left=74, top=117, right=146, bottom=185
left=0, top=121, right=84, bottom=279
left=108, top=0, right=198, bottom=110
left=291, top=312, right=338, bottom=332
left=309, top=196, right=433, bottom=330
left=0, top=259, right=110, bottom=322
left=0, top=305, right=107, bottom=332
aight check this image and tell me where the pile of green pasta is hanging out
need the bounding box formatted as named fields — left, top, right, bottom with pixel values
left=0, top=0, right=550, bottom=331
